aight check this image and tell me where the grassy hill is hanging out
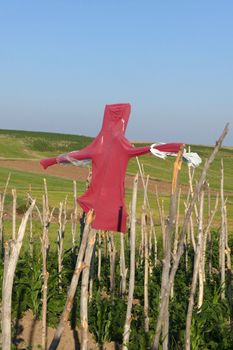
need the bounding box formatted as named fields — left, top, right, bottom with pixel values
left=0, top=128, right=232, bottom=231
left=0, top=129, right=93, bottom=159
left=1, top=128, right=232, bottom=190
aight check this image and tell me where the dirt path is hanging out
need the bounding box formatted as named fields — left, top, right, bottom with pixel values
left=15, top=310, right=116, bottom=350
left=0, top=159, right=176, bottom=194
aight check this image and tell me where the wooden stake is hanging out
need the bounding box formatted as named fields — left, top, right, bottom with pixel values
left=0, top=173, right=11, bottom=257
left=97, top=231, right=102, bottom=282
left=185, top=189, right=205, bottom=350
left=41, top=179, right=53, bottom=350
left=120, top=232, right=127, bottom=296
left=224, top=203, right=232, bottom=307
left=58, top=197, right=67, bottom=289
left=173, top=186, right=181, bottom=258
left=162, top=147, right=183, bottom=350
left=123, top=174, right=138, bottom=349
left=137, top=157, right=157, bottom=266
left=89, top=237, right=96, bottom=301
left=49, top=209, right=95, bottom=350
left=12, top=189, right=17, bottom=240
left=71, top=181, right=78, bottom=250
left=80, top=228, right=97, bottom=350
left=28, top=185, right=34, bottom=257
left=155, top=187, right=166, bottom=247
left=109, top=232, right=116, bottom=297
left=220, top=159, right=226, bottom=300
left=152, top=124, right=229, bottom=350
left=143, top=206, right=149, bottom=333
left=200, top=193, right=219, bottom=302
left=187, top=165, right=198, bottom=220
left=1, top=200, right=35, bottom=350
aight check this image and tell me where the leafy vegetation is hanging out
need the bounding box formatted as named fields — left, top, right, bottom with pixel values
left=0, top=128, right=233, bottom=349
left=0, top=231, right=232, bottom=349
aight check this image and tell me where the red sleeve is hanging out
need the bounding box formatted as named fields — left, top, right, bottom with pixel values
left=40, top=145, right=94, bottom=169
left=40, top=157, right=58, bottom=169
left=153, top=143, right=184, bottom=153
left=127, top=143, right=184, bottom=158
left=127, top=145, right=151, bottom=157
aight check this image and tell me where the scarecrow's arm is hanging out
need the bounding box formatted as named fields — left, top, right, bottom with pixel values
left=40, top=146, right=93, bottom=169
left=128, top=143, right=184, bottom=158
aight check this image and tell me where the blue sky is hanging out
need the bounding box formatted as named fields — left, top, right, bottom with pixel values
left=0, top=1, right=232, bottom=146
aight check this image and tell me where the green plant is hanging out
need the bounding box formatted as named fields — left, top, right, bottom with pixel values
left=89, top=289, right=112, bottom=345
left=13, top=253, right=42, bottom=318
left=191, top=287, right=232, bottom=349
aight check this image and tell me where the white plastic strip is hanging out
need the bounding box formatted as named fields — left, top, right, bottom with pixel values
left=150, top=144, right=202, bottom=168
left=183, top=151, right=202, bottom=167
left=58, top=153, right=91, bottom=167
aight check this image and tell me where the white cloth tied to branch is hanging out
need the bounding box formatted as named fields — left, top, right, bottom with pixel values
left=182, top=151, right=202, bottom=167
left=150, top=143, right=202, bottom=167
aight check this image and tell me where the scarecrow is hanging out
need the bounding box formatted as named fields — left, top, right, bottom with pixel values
left=40, top=103, right=201, bottom=232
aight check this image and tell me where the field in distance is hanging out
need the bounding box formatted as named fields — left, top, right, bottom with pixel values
left=0, top=128, right=232, bottom=229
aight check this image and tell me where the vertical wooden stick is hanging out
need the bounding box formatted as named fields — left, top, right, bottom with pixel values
left=109, top=232, right=116, bottom=297
left=197, top=193, right=219, bottom=309
left=152, top=218, right=158, bottom=268
left=120, top=232, right=127, bottom=296
left=58, top=201, right=63, bottom=285
left=189, top=213, right=196, bottom=252
left=58, top=198, right=67, bottom=289
left=163, top=147, right=183, bottom=350
left=28, top=185, right=34, bottom=257
left=173, top=187, right=181, bottom=258
left=49, top=210, right=95, bottom=350
left=141, top=174, right=150, bottom=332
left=12, top=189, right=17, bottom=240
left=185, top=189, right=205, bottom=350
left=143, top=206, right=149, bottom=333
left=71, top=181, right=78, bottom=250
left=171, top=187, right=181, bottom=298
left=149, top=211, right=157, bottom=271
left=224, top=203, right=231, bottom=271
left=224, top=203, right=232, bottom=307
left=1, top=200, right=35, bottom=350
left=123, top=174, right=138, bottom=349
left=187, top=165, right=199, bottom=220
left=155, top=187, right=166, bottom=247
left=80, top=228, right=97, bottom=350
left=41, top=179, right=51, bottom=350
left=207, top=184, right=213, bottom=277
left=0, top=173, right=11, bottom=257
left=97, top=231, right=102, bottom=282
left=220, top=159, right=226, bottom=300
left=137, top=157, right=157, bottom=265
left=89, top=238, right=96, bottom=301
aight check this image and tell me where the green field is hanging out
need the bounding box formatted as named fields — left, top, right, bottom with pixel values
left=1, top=128, right=232, bottom=189
left=1, top=129, right=233, bottom=349
left=0, top=128, right=233, bottom=236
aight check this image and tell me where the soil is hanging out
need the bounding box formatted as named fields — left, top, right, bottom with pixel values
left=0, top=159, right=179, bottom=194
left=15, top=309, right=117, bottom=349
